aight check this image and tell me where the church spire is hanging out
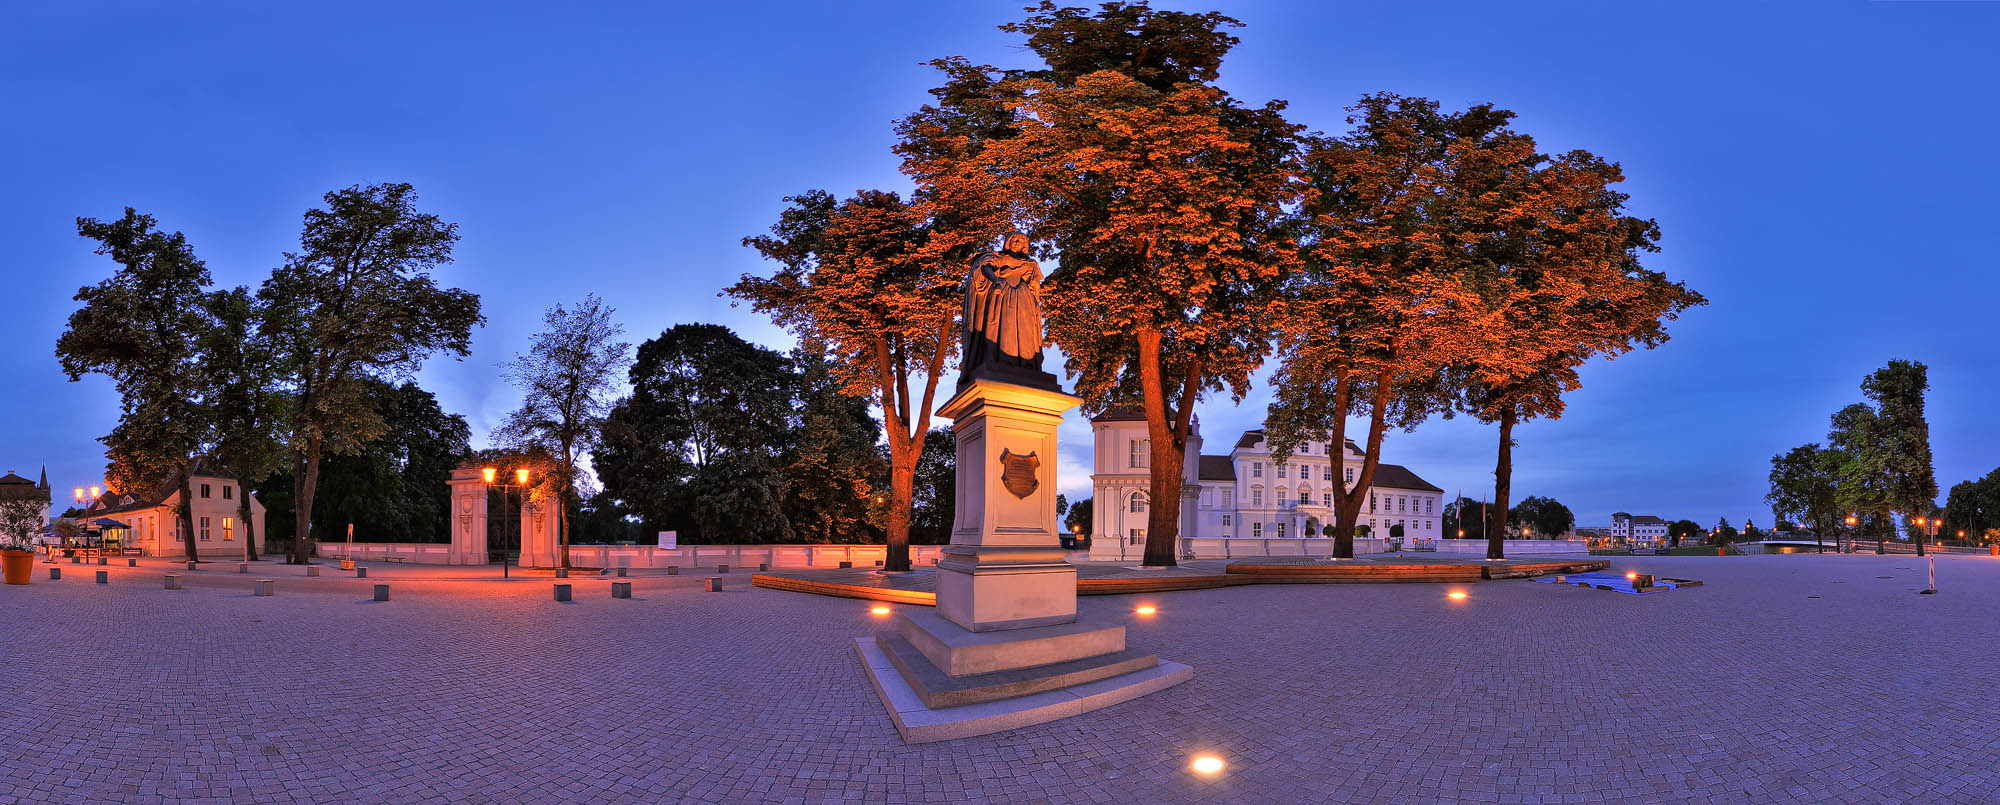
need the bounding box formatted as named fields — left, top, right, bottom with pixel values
left=37, top=466, right=48, bottom=490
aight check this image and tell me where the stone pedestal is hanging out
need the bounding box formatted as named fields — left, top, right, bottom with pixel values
left=519, top=499, right=560, bottom=569
left=857, top=374, right=1192, bottom=743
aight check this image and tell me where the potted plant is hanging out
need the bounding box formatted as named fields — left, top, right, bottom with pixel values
left=0, top=497, right=45, bottom=585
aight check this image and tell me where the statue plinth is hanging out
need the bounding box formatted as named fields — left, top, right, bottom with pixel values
left=933, top=377, right=1082, bottom=631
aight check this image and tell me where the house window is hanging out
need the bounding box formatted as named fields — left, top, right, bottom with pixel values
left=1128, top=529, right=1143, bottom=544
left=1370, top=494, right=1377, bottom=513
left=1251, top=462, right=1262, bottom=478
left=1221, top=514, right=1232, bottom=527
left=1130, top=440, right=1149, bottom=469
left=1425, top=498, right=1433, bottom=514
left=222, top=517, right=234, bottom=541
left=1252, top=523, right=1262, bottom=538
left=1399, top=497, right=1408, bottom=512
left=199, top=483, right=211, bottom=498
left=1222, top=490, right=1233, bottom=508
left=199, top=517, right=211, bottom=541
left=1129, top=493, right=1148, bottom=514
left=223, top=486, right=233, bottom=500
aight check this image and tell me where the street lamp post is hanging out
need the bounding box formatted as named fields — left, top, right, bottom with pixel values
left=483, top=467, right=531, bottom=578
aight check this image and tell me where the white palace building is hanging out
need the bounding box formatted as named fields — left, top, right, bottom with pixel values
left=1088, top=410, right=1446, bottom=561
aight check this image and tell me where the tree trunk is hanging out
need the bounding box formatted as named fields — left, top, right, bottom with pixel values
left=238, top=479, right=257, bottom=561
left=289, top=445, right=320, bottom=564
left=1134, top=327, right=1198, bottom=568
left=1330, top=372, right=1395, bottom=560
left=177, top=467, right=200, bottom=563
left=885, top=446, right=915, bottom=572
left=1486, top=409, right=1517, bottom=560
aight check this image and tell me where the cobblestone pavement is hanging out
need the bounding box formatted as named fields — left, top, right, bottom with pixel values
left=1, top=553, right=1994, bottom=803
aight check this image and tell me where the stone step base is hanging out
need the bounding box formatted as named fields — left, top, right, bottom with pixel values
left=895, top=609, right=1123, bottom=677
left=855, top=637, right=1191, bottom=744
left=875, top=631, right=1157, bottom=710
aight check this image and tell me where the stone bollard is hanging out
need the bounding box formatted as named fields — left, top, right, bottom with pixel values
left=355, top=567, right=368, bottom=579
left=611, top=581, right=632, bottom=599
left=615, top=567, right=628, bottom=577
left=307, top=565, right=321, bottom=577
left=165, top=574, right=181, bottom=590
left=70, top=555, right=80, bottom=564
left=238, top=563, right=250, bottom=574
left=98, top=556, right=108, bottom=565
left=667, top=566, right=679, bottom=575
left=373, top=584, right=390, bottom=602
left=49, top=567, right=61, bottom=580
left=255, top=579, right=274, bottom=596
left=717, top=564, right=729, bottom=574
left=341, top=559, right=355, bottom=571
left=127, top=558, right=137, bottom=567
left=554, top=583, right=572, bottom=602
left=95, top=570, right=108, bottom=584
left=187, top=561, right=197, bottom=570
left=874, top=560, right=883, bottom=567
left=556, top=569, right=569, bottom=579
left=758, top=563, right=770, bottom=572
left=704, top=578, right=722, bottom=592
left=838, top=561, right=852, bottom=569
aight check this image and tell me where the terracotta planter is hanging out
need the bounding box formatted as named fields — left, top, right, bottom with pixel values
left=1715, top=548, right=1726, bottom=556
left=2, top=548, right=32, bottom=585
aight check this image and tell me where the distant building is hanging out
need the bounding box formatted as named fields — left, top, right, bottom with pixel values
left=1089, top=411, right=1445, bottom=561
left=78, top=458, right=266, bottom=557
left=1610, top=512, right=1670, bottom=547
left=0, top=468, right=53, bottom=540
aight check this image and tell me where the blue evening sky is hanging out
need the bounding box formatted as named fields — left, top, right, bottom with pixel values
left=3, top=2, right=1995, bottom=527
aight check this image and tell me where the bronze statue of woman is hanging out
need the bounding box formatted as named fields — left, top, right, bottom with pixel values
left=962, top=232, right=1045, bottom=374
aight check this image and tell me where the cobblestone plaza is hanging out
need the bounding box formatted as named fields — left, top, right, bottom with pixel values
left=1, top=554, right=1992, bottom=803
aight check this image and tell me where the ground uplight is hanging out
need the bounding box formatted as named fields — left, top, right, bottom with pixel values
left=1135, top=605, right=1157, bottom=616
left=870, top=605, right=891, bottom=616
left=1446, top=591, right=1468, bottom=601
left=1191, top=755, right=1225, bottom=775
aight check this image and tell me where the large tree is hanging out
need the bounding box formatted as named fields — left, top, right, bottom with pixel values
left=56, top=209, right=213, bottom=561
left=1266, top=96, right=1514, bottom=559
left=201, top=286, right=288, bottom=560
left=1507, top=495, right=1575, bottom=538
left=735, top=190, right=954, bottom=569
left=594, top=324, right=793, bottom=543
left=260, top=183, right=483, bottom=563
left=256, top=380, right=470, bottom=545
left=780, top=342, right=886, bottom=545
left=497, top=294, right=630, bottom=569
left=927, top=3, right=1300, bottom=567
left=1765, top=443, right=1843, bottom=553
left=1863, top=360, right=1939, bottom=555
left=1943, top=468, right=2000, bottom=545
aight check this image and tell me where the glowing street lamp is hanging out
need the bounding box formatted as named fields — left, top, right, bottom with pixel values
left=515, top=468, right=530, bottom=486
left=481, top=466, right=497, bottom=484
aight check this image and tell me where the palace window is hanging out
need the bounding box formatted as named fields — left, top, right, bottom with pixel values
left=1252, top=523, right=1262, bottom=538
left=1322, top=466, right=1332, bottom=481
left=1322, top=492, right=1333, bottom=507
left=1129, top=493, right=1148, bottom=514
left=1251, top=462, right=1262, bottom=478
left=1299, top=489, right=1310, bottom=504
left=199, top=516, right=211, bottom=541
left=1369, top=494, right=1377, bottom=513
left=1276, top=464, right=1286, bottom=479
left=1130, top=440, right=1149, bottom=469
left=1276, top=523, right=1287, bottom=538
left=1252, top=488, right=1263, bottom=506
left=222, top=517, right=234, bottom=541
left=1222, top=489, right=1233, bottom=508
left=1221, top=514, right=1232, bottom=527
left=1345, top=467, right=1355, bottom=484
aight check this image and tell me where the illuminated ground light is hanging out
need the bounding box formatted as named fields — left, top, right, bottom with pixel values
left=1626, top=571, right=1639, bottom=581
left=1446, top=591, right=1468, bottom=601
left=1135, top=605, right=1158, bottom=616
left=869, top=605, right=891, bottom=616
left=1190, top=755, right=1225, bottom=776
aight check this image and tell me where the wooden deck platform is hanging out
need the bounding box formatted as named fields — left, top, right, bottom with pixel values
left=751, top=556, right=1610, bottom=605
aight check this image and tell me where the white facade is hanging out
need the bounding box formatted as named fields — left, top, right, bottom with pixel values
left=81, top=463, right=266, bottom=558
left=1089, top=413, right=1446, bottom=561
left=1609, top=512, right=1669, bottom=547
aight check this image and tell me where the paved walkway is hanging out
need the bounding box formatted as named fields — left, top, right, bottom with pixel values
left=2, top=554, right=1995, bottom=802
